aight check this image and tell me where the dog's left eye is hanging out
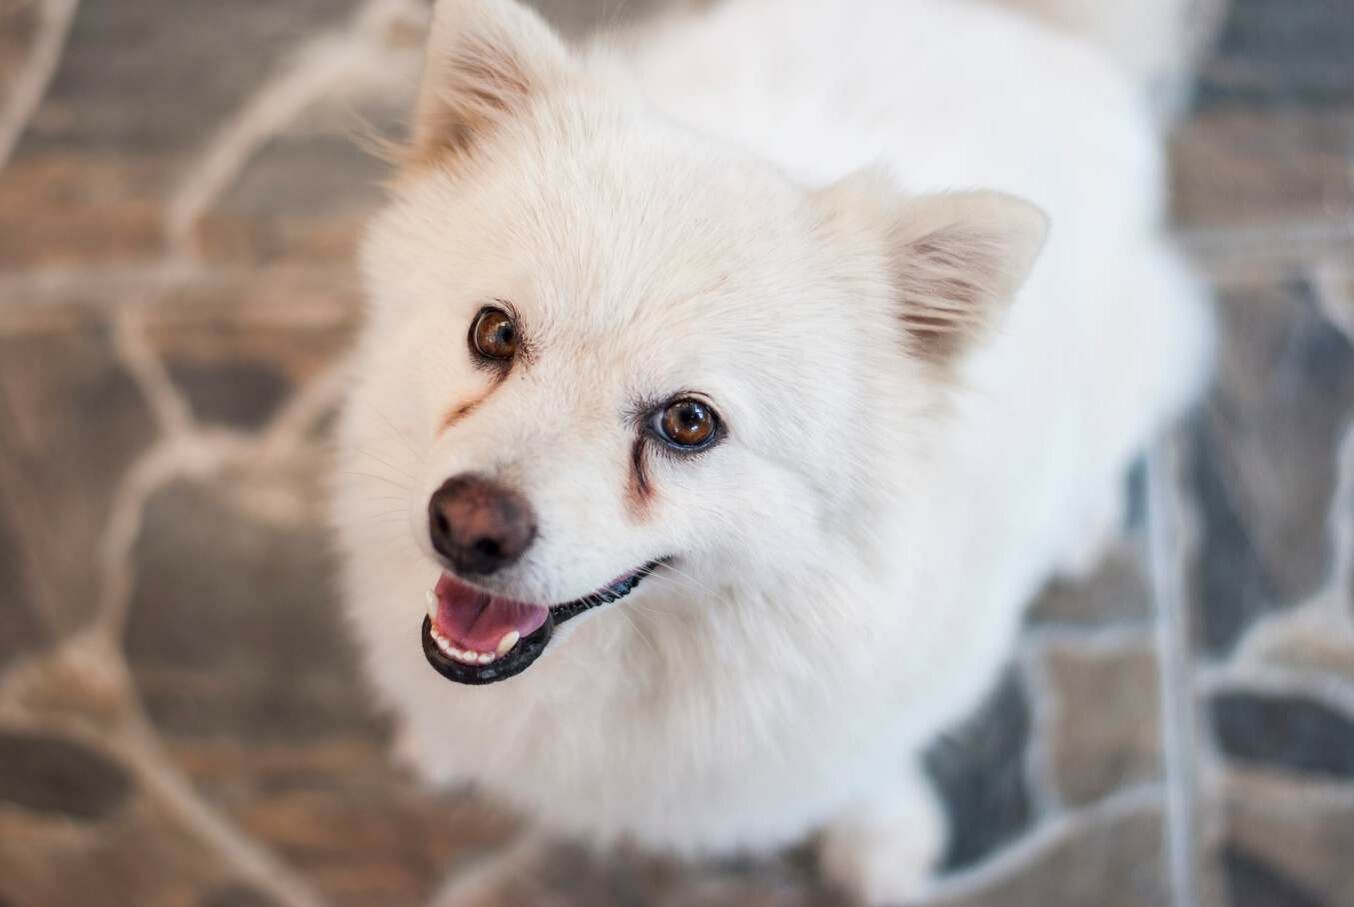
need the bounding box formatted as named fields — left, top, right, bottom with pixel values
left=654, top=398, right=719, bottom=450
left=470, top=306, right=518, bottom=361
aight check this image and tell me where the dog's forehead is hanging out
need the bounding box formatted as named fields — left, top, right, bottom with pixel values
left=431, top=123, right=821, bottom=321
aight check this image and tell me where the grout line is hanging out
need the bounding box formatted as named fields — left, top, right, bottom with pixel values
left=1198, top=660, right=1354, bottom=715
left=115, top=707, right=330, bottom=907
left=0, top=0, right=78, bottom=169
left=1016, top=643, right=1063, bottom=819
left=163, top=0, right=422, bottom=262
left=926, top=785, right=1164, bottom=903
left=1328, top=420, right=1354, bottom=632
left=257, top=355, right=352, bottom=464
left=1146, top=432, right=1202, bottom=907
left=113, top=306, right=195, bottom=438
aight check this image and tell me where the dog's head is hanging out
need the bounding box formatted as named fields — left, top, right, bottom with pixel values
left=335, top=0, right=1047, bottom=684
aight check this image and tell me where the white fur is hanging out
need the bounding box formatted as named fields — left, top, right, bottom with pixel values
left=332, top=1, right=1212, bottom=903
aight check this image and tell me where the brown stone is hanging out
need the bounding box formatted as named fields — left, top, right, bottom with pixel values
left=0, top=0, right=364, bottom=265
left=1215, top=774, right=1354, bottom=907
left=0, top=730, right=133, bottom=820
left=142, top=268, right=358, bottom=428
left=194, top=98, right=394, bottom=266
left=125, top=468, right=379, bottom=744
left=1027, top=541, right=1152, bottom=628
left=183, top=742, right=517, bottom=906
left=0, top=790, right=234, bottom=907
left=0, top=0, right=38, bottom=101
left=1046, top=646, right=1161, bottom=806
left=938, top=806, right=1167, bottom=907
left=0, top=306, right=157, bottom=644
left=1188, top=278, right=1354, bottom=653
left=1170, top=110, right=1354, bottom=232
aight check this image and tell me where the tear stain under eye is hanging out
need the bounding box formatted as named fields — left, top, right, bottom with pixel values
left=438, top=393, right=485, bottom=434
left=437, top=367, right=514, bottom=435
left=626, top=435, right=655, bottom=522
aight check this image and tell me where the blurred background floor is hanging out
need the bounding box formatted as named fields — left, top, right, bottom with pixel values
left=1, top=0, right=1353, bottom=905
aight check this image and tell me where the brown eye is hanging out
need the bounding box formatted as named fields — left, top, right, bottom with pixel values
left=470, top=307, right=518, bottom=361
left=656, top=398, right=719, bottom=450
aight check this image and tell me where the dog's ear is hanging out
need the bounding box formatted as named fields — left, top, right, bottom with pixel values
left=409, top=0, right=574, bottom=163
left=823, top=173, right=1049, bottom=363
left=885, top=191, right=1048, bottom=361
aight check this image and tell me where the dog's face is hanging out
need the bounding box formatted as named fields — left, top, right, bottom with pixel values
left=334, top=0, right=1047, bottom=685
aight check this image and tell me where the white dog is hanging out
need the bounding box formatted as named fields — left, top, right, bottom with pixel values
left=331, top=0, right=1212, bottom=902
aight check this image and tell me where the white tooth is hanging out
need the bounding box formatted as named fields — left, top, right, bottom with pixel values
left=426, top=589, right=437, bottom=620
left=477, top=652, right=494, bottom=665
left=495, top=630, right=520, bottom=657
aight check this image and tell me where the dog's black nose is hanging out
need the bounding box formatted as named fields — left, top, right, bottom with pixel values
left=428, top=473, right=536, bottom=575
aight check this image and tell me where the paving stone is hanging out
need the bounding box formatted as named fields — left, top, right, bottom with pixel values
left=0, top=307, right=157, bottom=640
left=1027, top=542, right=1152, bottom=628
left=125, top=469, right=380, bottom=743
left=0, top=499, right=45, bottom=668
left=0, top=787, right=235, bottom=907
left=143, top=270, right=358, bottom=429
left=1221, top=847, right=1324, bottom=907
left=0, top=729, right=133, bottom=820
left=0, top=0, right=362, bottom=265
left=200, top=884, right=281, bottom=907
left=937, top=807, right=1167, bottom=907
left=1188, top=279, right=1354, bottom=654
left=172, top=739, right=519, bottom=907
left=1216, top=777, right=1354, bottom=907
left=194, top=98, right=395, bottom=266
left=524, top=0, right=673, bottom=35
left=1045, top=646, right=1160, bottom=806
left=1211, top=691, right=1354, bottom=780
left=1170, top=110, right=1354, bottom=231
left=926, top=670, right=1035, bottom=871
left=0, top=0, right=39, bottom=100
left=1197, top=0, right=1354, bottom=109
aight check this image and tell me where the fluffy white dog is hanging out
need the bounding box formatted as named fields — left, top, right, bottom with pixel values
left=332, top=0, right=1212, bottom=901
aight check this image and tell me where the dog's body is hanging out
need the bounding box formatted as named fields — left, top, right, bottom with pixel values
left=332, top=0, right=1212, bottom=901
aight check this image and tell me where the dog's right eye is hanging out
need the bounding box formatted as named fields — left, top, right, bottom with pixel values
left=470, top=307, right=518, bottom=361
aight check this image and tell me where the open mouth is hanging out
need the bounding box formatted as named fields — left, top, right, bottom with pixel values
left=420, top=561, right=663, bottom=685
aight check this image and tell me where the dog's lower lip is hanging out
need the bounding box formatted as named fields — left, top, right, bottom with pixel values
left=421, top=559, right=666, bottom=686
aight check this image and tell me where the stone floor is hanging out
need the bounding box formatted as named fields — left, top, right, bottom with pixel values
left=1, top=0, right=1353, bottom=905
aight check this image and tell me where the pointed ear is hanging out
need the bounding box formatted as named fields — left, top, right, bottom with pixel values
left=821, top=173, right=1049, bottom=363
left=409, top=0, right=574, bottom=163
left=886, top=190, right=1049, bottom=361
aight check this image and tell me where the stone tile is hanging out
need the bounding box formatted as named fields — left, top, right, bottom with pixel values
left=0, top=499, right=45, bottom=669
left=0, top=729, right=133, bottom=820
left=936, top=807, right=1167, bottom=907
left=172, top=740, right=518, bottom=907
left=1215, top=776, right=1354, bottom=907
left=926, top=670, right=1035, bottom=871
left=125, top=469, right=379, bottom=743
left=524, top=0, right=673, bottom=36
left=0, top=0, right=39, bottom=99
left=449, top=844, right=835, bottom=907
left=0, top=0, right=363, bottom=265
left=1188, top=279, right=1354, bottom=654
left=1027, top=542, right=1152, bottom=628
left=200, top=884, right=281, bottom=907
left=143, top=269, right=358, bottom=428
left=1197, top=0, right=1354, bottom=109
left=1221, top=847, right=1324, bottom=907
left=0, top=306, right=157, bottom=641
left=0, top=789, right=234, bottom=907
left=1045, top=646, right=1160, bottom=806
left=194, top=98, right=394, bottom=266
left=1170, top=110, right=1354, bottom=232
left=1211, top=691, right=1354, bottom=780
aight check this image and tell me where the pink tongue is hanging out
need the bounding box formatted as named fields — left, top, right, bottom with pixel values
left=433, top=573, right=549, bottom=653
